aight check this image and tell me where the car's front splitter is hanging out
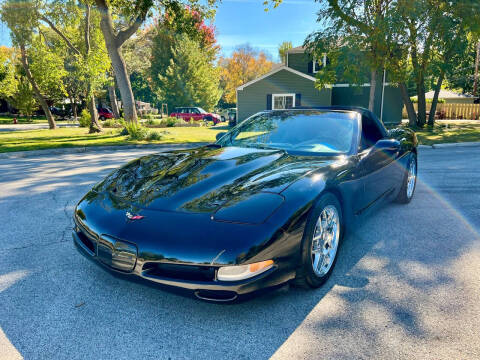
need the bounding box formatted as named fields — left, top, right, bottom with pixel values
left=73, top=231, right=295, bottom=302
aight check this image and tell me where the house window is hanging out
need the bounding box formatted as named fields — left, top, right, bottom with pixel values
left=312, top=54, right=327, bottom=73
left=273, top=94, right=295, bottom=109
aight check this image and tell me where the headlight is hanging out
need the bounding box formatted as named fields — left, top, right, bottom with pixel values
left=217, top=260, right=274, bottom=281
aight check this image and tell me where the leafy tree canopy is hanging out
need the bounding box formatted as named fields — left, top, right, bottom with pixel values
left=219, top=44, right=273, bottom=104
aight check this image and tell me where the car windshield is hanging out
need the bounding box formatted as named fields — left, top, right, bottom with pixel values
left=217, top=110, right=358, bottom=154
left=197, top=107, right=207, bottom=114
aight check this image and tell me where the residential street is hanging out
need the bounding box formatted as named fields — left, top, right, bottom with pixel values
left=0, top=146, right=479, bottom=359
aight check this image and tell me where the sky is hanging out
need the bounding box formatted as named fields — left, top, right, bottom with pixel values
left=0, top=0, right=322, bottom=62
left=215, top=0, right=322, bottom=61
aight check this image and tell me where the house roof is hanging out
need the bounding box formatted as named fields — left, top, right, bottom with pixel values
left=425, top=89, right=474, bottom=99
left=236, top=65, right=316, bottom=91
left=286, top=46, right=306, bottom=54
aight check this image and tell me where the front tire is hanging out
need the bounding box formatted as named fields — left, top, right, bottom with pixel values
left=99, top=116, right=105, bottom=121
left=295, top=193, right=343, bottom=288
left=395, top=152, right=417, bottom=204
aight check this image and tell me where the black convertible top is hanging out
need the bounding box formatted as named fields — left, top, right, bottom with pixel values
left=264, top=106, right=388, bottom=138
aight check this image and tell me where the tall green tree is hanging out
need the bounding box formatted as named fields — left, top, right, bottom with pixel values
left=41, top=1, right=111, bottom=132
left=0, top=0, right=57, bottom=129
left=154, top=34, right=221, bottom=112
left=278, top=41, right=292, bottom=64
left=307, top=0, right=394, bottom=112
left=93, top=0, right=216, bottom=123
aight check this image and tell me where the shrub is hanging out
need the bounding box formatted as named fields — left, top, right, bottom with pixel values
left=146, top=131, right=163, bottom=141
left=145, top=118, right=163, bottom=126
left=103, top=118, right=125, bottom=128
left=78, top=109, right=91, bottom=127
left=121, top=122, right=163, bottom=141
left=164, top=116, right=178, bottom=127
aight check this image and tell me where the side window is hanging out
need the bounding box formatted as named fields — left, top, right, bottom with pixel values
left=193, top=108, right=200, bottom=114
left=360, top=115, right=383, bottom=150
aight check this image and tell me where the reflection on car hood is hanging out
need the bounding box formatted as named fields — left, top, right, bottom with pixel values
left=93, top=146, right=334, bottom=213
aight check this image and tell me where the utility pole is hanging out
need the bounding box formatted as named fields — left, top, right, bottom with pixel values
left=474, top=40, right=480, bottom=98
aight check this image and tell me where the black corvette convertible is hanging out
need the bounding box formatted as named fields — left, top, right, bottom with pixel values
left=73, top=107, right=417, bottom=301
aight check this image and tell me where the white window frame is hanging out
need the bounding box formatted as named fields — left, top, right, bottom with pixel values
left=272, top=93, right=296, bottom=110
left=312, top=54, right=327, bottom=73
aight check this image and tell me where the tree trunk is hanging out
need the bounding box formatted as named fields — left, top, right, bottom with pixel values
left=96, top=1, right=138, bottom=123
left=72, top=97, right=77, bottom=121
left=88, top=91, right=102, bottom=133
left=19, top=44, right=56, bottom=129
left=474, top=40, right=480, bottom=98
left=399, top=82, right=417, bottom=127
left=83, top=4, right=101, bottom=133
left=428, top=72, right=444, bottom=126
left=368, top=69, right=377, bottom=112
left=108, top=84, right=120, bottom=118
left=416, top=73, right=426, bottom=128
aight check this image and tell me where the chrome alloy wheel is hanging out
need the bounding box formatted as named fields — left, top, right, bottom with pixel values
left=406, top=156, right=417, bottom=199
left=311, top=205, right=340, bottom=277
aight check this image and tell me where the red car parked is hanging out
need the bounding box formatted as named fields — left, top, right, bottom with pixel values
left=170, top=107, right=221, bottom=125
left=98, top=107, right=114, bottom=120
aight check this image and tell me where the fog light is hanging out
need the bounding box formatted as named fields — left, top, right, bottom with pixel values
left=217, top=260, right=274, bottom=281
left=97, top=235, right=137, bottom=272
left=112, top=241, right=138, bottom=272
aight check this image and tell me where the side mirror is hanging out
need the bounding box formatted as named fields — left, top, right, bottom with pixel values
left=374, top=139, right=400, bottom=152
left=216, top=132, right=227, bottom=141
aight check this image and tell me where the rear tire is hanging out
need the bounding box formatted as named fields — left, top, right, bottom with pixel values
left=294, top=193, right=343, bottom=288
left=99, top=116, right=105, bottom=121
left=395, top=152, right=417, bottom=204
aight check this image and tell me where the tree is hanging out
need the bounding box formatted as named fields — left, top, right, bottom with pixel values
left=278, top=41, right=292, bottom=64
left=122, top=23, right=157, bottom=107
left=0, top=0, right=57, bottom=129
left=426, top=2, right=471, bottom=126
left=307, top=0, right=394, bottom=112
left=93, top=0, right=216, bottom=123
left=219, top=45, right=273, bottom=104
left=0, top=46, right=17, bottom=100
left=9, top=76, right=38, bottom=119
left=153, top=34, right=221, bottom=112
left=41, top=1, right=111, bottom=132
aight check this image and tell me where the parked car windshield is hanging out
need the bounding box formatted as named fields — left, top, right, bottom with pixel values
left=197, top=107, right=207, bottom=114
left=217, top=110, right=358, bottom=154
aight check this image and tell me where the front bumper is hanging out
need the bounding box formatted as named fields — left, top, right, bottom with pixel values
left=72, top=225, right=294, bottom=302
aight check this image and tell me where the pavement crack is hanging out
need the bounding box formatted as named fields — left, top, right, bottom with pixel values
left=0, top=236, right=72, bottom=253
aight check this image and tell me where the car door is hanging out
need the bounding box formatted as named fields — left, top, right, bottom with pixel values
left=357, top=114, right=399, bottom=211
left=180, top=108, right=190, bottom=121
left=191, top=108, right=203, bottom=121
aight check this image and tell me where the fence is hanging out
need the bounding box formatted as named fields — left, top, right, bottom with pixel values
left=402, top=103, right=480, bottom=120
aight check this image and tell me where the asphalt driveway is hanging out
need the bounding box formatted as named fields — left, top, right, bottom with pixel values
left=0, top=146, right=479, bottom=359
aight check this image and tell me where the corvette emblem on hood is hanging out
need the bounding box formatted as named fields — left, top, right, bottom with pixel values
left=126, top=212, right=144, bottom=220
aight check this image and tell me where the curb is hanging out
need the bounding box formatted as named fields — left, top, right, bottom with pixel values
left=0, top=142, right=207, bottom=159
left=431, top=141, right=480, bottom=149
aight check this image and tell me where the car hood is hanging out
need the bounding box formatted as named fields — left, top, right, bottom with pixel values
left=91, top=146, right=334, bottom=214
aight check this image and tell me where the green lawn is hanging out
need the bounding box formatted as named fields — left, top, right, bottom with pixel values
left=0, top=122, right=479, bottom=153
left=0, top=116, right=48, bottom=125
left=410, top=122, right=480, bottom=146
left=0, top=126, right=225, bottom=153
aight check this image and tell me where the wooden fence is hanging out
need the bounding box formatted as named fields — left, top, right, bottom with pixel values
left=402, top=103, right=480, bottom=120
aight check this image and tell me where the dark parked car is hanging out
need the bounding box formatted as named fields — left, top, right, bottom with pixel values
left=98, top=107, right=114, bottom=120
left=49, top=106, right=71, bottom=119
left=73, top=107, right=417, bottom=301
left=170, top=107, right=221, bottom=125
